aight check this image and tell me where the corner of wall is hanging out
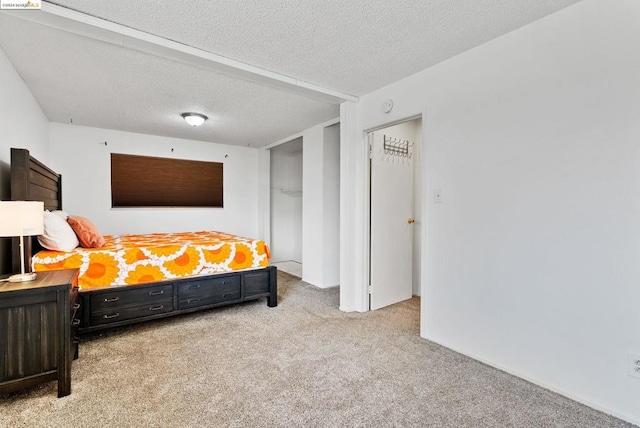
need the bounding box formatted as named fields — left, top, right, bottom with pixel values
left=0, top=47, right=50, bottom=274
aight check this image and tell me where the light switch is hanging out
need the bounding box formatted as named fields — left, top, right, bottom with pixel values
left=434, top=189, right=443, bottom=203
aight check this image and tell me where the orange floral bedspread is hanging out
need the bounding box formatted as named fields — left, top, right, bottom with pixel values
left=32, top=231, right=270, bottom=290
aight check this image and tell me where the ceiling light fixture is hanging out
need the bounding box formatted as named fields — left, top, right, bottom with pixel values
left=181, top=112, right=208, bottom=127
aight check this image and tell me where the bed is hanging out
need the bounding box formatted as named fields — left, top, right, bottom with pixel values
left=10, top=148, right=277, bottom=333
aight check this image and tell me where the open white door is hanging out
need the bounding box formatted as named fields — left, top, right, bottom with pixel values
left=369, top=131, right=414, bottom=310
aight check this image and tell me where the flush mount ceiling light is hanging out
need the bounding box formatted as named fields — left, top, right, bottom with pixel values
left=181, top=112, right=208, bottom=127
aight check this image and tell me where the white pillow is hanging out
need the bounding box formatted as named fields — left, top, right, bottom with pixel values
left=51, top=210, right=70, bottom=220
left=38, top=210, right=79, bottom=252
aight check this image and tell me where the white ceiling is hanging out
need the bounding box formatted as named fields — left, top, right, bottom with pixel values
left=0, top=0, right=581, bottom=148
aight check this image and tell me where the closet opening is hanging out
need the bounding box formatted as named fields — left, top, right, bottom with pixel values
left=269, top=137, right=303, bottom=277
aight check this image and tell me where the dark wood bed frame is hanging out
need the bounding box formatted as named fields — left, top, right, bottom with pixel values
left=10, top=148, right=277, bottom=334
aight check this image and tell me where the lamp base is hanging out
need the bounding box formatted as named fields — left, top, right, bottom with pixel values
left=8, top=272, right=37, bottom=283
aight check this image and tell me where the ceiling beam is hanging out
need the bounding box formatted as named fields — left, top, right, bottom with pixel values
left=4, top=2, right=359, bottom=104
left=263, top=116, right=341, bottom=150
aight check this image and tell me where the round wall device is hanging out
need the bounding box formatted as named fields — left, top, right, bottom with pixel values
left=383, top=99, right=394, bottom=113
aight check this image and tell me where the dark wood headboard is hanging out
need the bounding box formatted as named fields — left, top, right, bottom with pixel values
left=10, top=148, right=62, bottom=272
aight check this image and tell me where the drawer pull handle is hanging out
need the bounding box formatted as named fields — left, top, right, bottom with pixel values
left=189, top=284, right=201, bottom=290
left=149, top=290, right=164, bottom=296
left=104, top=297, right=120, bottom=303
left=103, top=313, right=120, bottom=319
left=188, top=298, right=200, bottom=304
left=222, top=293, right=235, bottom=298
left=72, top=319, right=81, bottom=326
left=149, top=305, right=164, bottom=311
left=72, top=303, right=80, bottom=310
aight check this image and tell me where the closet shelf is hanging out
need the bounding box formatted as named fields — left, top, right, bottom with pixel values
left=271, top=187, right=303, bottom=197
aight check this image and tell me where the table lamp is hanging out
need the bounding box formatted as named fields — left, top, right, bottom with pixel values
left=0, top=201, right=44, bottom=282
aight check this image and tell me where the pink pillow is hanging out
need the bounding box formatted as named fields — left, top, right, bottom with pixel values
left=67, top=216, right=106, bottom=248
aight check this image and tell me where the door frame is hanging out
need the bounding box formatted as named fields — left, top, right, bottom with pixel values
left=363, top=113, right=425, bottom=312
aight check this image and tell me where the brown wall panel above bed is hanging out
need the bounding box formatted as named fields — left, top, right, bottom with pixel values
left=111, top=153, right=223, bottom=208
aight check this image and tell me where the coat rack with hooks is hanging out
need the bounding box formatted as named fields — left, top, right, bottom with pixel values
left=384, top=135, right=413, bottom=158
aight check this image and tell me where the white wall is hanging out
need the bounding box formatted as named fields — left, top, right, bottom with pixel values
left=0, top=47, right=50, bottom=274
left=302, top=125, right=324, bottom=285
left=341, top=0, right=640, bottom=424
left=270, top=141, right=303, bottom=262
left=302, top=120, right=341, bottom=287
left=49, top=123, right=261, bottom=238
left=322, top=123, right=340, bottom=286
left=339, top=101, right=363, bottom=311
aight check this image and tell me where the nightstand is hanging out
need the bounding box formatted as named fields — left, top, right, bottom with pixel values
left=0, top=269, right=80, bottom=397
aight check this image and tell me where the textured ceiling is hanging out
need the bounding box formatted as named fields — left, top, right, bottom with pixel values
left=0, top=0, right=582, bottom=147
left=0, top=14, right=339, bottom=147
left=46, top=0, right=582, bottom=95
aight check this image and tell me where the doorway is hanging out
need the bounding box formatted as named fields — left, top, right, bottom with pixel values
left=368, top=117, right=422, bottom=310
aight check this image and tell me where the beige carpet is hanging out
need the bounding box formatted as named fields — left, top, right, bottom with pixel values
left=0, top=271, right=635, bottom=428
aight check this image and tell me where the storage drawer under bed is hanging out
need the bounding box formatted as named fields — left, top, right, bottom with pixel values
left=178, top=274, right=241, bottom=310
left=91, top=298, right=174, bottom=326
left=90, top=283, right=173, bottom=312
left=86, top=283, right=175, bottom=326
left=77, top=267, right=276, bottom=332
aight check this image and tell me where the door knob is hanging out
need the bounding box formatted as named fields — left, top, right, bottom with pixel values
left=407, top=218, right=415, bottom=224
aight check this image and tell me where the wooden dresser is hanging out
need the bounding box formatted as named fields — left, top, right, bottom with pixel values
left=0, top=269, right=79, bottom=397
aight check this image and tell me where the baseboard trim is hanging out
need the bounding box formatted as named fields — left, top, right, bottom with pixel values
left=420, top=333, right=640, bottom=427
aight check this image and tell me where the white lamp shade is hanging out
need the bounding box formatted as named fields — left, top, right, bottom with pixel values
left=0, top=201, right=44, bottom=237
